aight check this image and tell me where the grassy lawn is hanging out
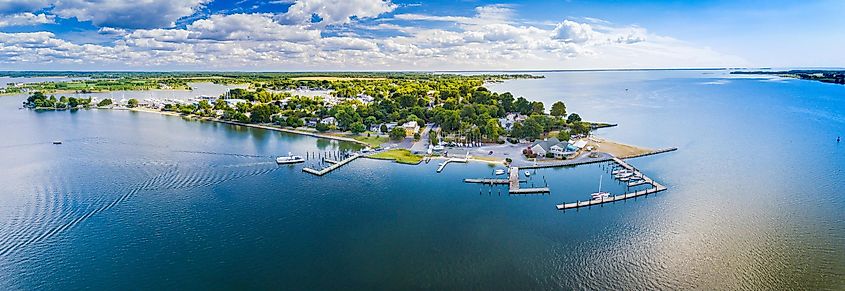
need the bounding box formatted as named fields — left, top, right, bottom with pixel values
left=369, top=149, right=423, bottom=165
left=349, top=133, right=388, bottom=148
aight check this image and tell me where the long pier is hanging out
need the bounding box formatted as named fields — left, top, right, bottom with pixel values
left=556, top=157, right=666, bottom=210
left=463, top=166, right=549, bottom=194
left=303, top=154, right=360, bottom=176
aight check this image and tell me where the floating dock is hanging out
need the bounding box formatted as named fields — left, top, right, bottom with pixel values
left=556, top=157, right=666, bottom=210
left=463, top=166, right=549, bottom=194
left=303, top=154, right=360, bottom=176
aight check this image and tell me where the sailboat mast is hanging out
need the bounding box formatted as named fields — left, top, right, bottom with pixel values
left=598, top=175, right=603, bottom=193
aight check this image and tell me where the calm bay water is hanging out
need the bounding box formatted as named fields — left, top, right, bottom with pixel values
left=0, top=70, right=843, bottom=289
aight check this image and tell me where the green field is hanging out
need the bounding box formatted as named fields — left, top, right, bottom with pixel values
left=369, top=149, right=423, bottom=165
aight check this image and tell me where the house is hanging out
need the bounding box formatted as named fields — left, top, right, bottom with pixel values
left=529, top=137, right=560, bottom=157
left=499, top=113, right=528, bottom=131
left=402, top=120, right=420, bottom=136
left=549, top=141, right=579, bottom=159
left=305, top=117, right=319, bottom=127
left=320, top=117, right=337, bottom=126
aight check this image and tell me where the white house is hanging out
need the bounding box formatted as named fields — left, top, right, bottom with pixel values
left=320, top=117, right=337, bottom=126
left=549, top=142, right=579, bottom=159
left=529, top=137, right=559, bottom=157
left=499, top=113, right=528, bottom=131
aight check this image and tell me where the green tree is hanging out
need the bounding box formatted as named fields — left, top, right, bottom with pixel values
left=67, top=97, right=79, bottom=108
left=315, top=122, right=330, bottom=132
left=557, top=130, right=571, bottom=141
left=364, top=116, right=377, bottom=128
left=530, top=101, right=545, bottom=115
left=550, top=101, right=567, bottom=117
left=287, top=117, right=304, bottom=127
left=567, top=113, right=582, bottom=123
left=514, top=97, right=531, bottom=115
left=380, top=124, right=388, bottom=133
left=500, top=92, right=514, bottom=112
left=250, top=103, right=273, bottom=123
left=127, top=98, right=139, bottom=108
left=485, top=118, right=502, bottom=141
left=571, top=121, right=591, bottom=135
left=389, top=126, right=406, bottom=140
left=213, top=99, right=229, bottom=110
left=350, top=122, right=366, bottom=134
left=97, top=98, right=113, bottom=107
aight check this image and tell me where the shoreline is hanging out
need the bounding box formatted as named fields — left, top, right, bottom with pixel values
left=39, top=106, right=677, bottom=169
left=126, top=107, right=372, bottom=147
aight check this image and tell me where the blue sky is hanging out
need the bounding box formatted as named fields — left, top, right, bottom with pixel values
left=0, top=0, right=842, bottom=70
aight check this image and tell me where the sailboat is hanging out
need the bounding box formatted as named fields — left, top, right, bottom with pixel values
left=590, top=175, right=610, bottom=200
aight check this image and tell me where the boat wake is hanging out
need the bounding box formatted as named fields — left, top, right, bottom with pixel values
left=0, top=159, right=281, bottom=259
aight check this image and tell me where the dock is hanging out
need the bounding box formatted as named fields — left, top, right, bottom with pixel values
left=303, top=154, right=360, bottom=176
left=463, top=178, right=509, bottom=185
left=556, top=157, right=666, bottom=210
left=509, top=167, right=550, bottom=194
left=463, top=166, right=549, bottom=194
left=436, top=156, right=467, bottom=173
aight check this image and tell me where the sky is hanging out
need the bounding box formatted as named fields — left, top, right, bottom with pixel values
left=0, top=0, right=842, bottom=71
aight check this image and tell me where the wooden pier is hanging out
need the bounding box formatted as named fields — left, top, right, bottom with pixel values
left=436, top=157, right=467, bottom=173
left=302, top=154, right=360, bottom=176
left=464, top=166, right=549, bottom=194
left=556, top=157, right=666, bottom=210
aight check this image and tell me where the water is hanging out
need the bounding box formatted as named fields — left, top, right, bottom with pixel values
left=0, top=70, right=843, bottom=289
left=57, top=82, right=248, bottom=101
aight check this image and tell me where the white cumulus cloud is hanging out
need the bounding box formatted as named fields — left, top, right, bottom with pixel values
left=279, top=0, right=396, bottom=26
left=0, top=12, right=54, bottom=27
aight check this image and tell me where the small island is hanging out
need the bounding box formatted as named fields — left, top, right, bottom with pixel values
left=732, top=69, right=845, bottom=85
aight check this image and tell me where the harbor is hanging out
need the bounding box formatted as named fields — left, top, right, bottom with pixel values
left=555, top=157, right=667, bottom=210
left=464, top=166, right=550, bottom=194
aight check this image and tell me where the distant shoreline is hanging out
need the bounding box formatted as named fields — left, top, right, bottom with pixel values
left=126, top=107, right=372, bottom=147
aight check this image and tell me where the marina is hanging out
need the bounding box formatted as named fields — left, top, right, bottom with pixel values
left=464, top=166, right=550, bottom=194
left=556, top=157, right=667, bottom=210
left=302, top=154, right=360, bottom=176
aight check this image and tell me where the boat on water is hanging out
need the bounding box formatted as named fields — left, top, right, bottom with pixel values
left=612, top=169, right=630, bottom=175
left=52, top=140, right=62, bottom=144
left=590, top=175, right=611, bottom=200
left=524, top=170, right=531, bottom=177
left=615, top=172, right=634, bottom=179
left=276, top=152, right=305, bottom=164
left=494, top=169, right=506, bottom=175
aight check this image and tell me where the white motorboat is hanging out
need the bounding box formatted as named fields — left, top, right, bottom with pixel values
left=494, top=169, right=506, bottom=175
left=614, top=172, right=634, bottom=179
left=612, top=168, right=630, bottom=175
left=276, top=153, right=305, bottom=164
left=524, top=170, right=531, bottom=177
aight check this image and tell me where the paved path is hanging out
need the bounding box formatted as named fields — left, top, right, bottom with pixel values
left=410, top=123, right=433, bottom=153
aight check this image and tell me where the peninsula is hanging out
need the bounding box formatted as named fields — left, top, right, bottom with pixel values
left=19, top=72, right=671, bottom=167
